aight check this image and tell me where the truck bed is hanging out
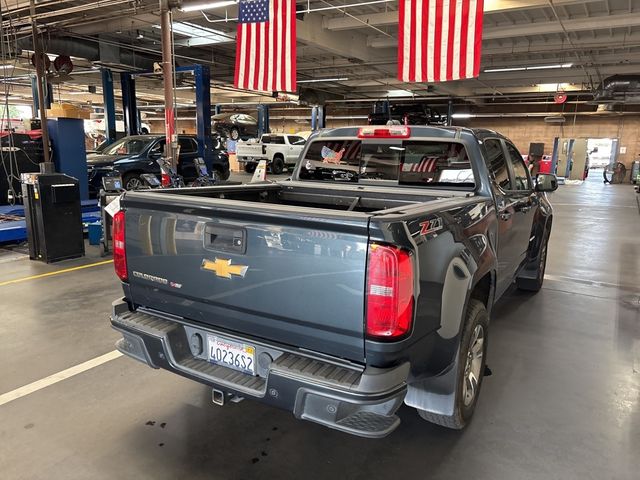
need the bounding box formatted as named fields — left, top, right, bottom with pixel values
left=138, top=180, right=466, bottom=213
left=120, top=181, right=461, bottom=362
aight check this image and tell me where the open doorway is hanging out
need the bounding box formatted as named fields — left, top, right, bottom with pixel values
left=587, top=138, right=615, bottom=169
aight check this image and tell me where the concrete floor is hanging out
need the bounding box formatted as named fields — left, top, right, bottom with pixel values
left=1, top=172, right=639, bottom=480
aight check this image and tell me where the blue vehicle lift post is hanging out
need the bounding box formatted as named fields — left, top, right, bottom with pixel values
left=257, top=104, right=269, bottom=137
left=121, top=72, right=139, bottom=136
left=101, top=68, right=117, bottom=144
left=190, top=64, right=213, bottom=171
left=122, top=65, right=213, bottom=169
left=311, top=105, right=326, bottom=131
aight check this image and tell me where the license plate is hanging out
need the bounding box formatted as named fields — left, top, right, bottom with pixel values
left=207, top=336, right=255, bottom=375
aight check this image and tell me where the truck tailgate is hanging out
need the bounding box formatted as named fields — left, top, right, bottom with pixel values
left=122, top=192, right=370, bottom=362
left=236, top=144, right=264, bottom=158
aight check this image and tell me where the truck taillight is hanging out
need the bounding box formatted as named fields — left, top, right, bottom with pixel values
left=113, top=210, right=128, bottom=282
left=366, top=244, right=414, bottom=339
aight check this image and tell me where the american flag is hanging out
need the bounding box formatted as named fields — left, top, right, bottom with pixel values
left=234, top=0, right=296, bottom=93
left=404, top=156, right=439, bottom=173
left=398, top=0, right=484, bottom=83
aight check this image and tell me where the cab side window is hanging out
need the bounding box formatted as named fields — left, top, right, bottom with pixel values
left=483, top=139, right=511, bottom=190
left=289, top=136, right=306, bottom=145
left=505, top=143, right=532, bottom=191
left=178, top=138, right=197, bottom=154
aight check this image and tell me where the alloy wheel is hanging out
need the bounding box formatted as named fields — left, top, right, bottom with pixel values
left=462, top=324, right=485, bottom=407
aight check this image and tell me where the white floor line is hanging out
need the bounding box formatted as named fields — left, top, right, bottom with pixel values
left=544, top=273, right=630, bottom=290
left=0, top=350, right=123, bottom=407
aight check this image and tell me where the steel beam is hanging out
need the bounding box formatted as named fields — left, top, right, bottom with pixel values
left=325, top=1, right=600, bottom=31
left=160, top=1, right=177, bottom=177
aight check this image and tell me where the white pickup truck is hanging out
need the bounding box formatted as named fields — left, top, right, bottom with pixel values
left=236, top=133, right=306, bottom=174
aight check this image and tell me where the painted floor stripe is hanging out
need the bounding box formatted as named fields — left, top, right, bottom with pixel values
left=545, top=273, right=632, bottom=290
left=0, top=259, right=113, bottom=287
left=0, top=350, right=123, bottom=407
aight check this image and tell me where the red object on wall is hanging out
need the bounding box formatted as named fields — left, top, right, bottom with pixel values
left=554, top=93, right=568, bottom=104
left=538, top=155, right=553, bottom=174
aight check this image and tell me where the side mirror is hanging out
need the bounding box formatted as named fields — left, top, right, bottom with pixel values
left=149, top=149, right=162, bottom=159
left=535, top=173, right=558, bottom=192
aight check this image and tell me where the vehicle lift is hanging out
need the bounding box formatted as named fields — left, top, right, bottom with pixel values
left=102, top=64, right=215, bottom=171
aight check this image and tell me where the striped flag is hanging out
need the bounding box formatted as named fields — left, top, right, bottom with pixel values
left=398, top=0, right=484, bottom=83
left=407, top=156, right=439, bottom=173
left=234, top=0, right=296, bottom=93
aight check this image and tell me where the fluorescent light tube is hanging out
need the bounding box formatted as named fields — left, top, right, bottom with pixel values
left=180, top=1, right=237, bottom=12
left=297, top=77, right=349, bottom=83
left=152, top=22, right=232, bottom=44
left=484, top=63, right=573, bottom=73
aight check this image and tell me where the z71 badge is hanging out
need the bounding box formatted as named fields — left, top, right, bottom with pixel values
left=419, top=217, right=443, bottom=236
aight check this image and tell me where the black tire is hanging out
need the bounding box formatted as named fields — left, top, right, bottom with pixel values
left=244, top=163, right=256, bottom=173
left=122, top=173, right=143, bottom=190
left=418, top=299, right=489, bottom=429
left=215, top=167, right=230, bottom=181
left=271, top=155, right=285, bottom=175
left=229, top=127, right=240, bottom=141
left=516, top=230, right=549, bottom=292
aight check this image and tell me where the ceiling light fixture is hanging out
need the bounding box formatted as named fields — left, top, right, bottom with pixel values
left=297, top=77, right=349, bottom=83
left=483, top=63, right=573, bottom=73
left=152, top=22, right=232, bottom=45
left=387, top=89, right=413, bottom=97
left=180, top=0, right=238, bottom=12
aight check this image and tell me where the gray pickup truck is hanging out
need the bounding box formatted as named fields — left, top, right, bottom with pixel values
left=110, top=125, right=557, bottom=438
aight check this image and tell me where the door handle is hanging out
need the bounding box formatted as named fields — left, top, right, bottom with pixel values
left=500, top=212, right=512, bottom=221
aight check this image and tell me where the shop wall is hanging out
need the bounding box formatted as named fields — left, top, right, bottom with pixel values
left=147, top=120, right=196, bottom=134
left=457, top=115, right=640, bottom=168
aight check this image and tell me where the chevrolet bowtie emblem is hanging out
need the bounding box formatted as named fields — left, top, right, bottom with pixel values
left=201, top=258, right=249, bottom=279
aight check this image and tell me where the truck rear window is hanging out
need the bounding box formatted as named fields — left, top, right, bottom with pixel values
left=299, top=139, right=474, bottom=188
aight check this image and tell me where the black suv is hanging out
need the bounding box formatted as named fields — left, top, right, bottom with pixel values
left=87, top=134, right=230, bottom=194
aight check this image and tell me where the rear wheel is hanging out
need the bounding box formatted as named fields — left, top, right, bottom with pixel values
left=244, top=163, right=256, bottom=174
left=123, top=173, right=143, bottom=190
left=214, top=167, right=230, bottom=181
left=271, top=155, right=285, bottom=175
left=418, top=299, right=489, bottom=429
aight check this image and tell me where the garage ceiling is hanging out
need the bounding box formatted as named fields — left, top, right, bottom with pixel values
left=1, top=0, right=640, bottom=109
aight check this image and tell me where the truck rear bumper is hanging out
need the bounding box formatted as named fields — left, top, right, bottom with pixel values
left=110, top=299, right=408, bottom=438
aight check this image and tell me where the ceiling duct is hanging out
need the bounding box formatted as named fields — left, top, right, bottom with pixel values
left=590, top=74, right=640, bottom=105
left=16, top=37, right=157, bottom=72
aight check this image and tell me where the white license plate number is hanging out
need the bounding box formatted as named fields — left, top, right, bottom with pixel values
left=207, top=336, right=255, bottom=375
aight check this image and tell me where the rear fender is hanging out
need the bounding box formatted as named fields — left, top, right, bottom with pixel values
left=404, top=256, right=496, bottom=417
